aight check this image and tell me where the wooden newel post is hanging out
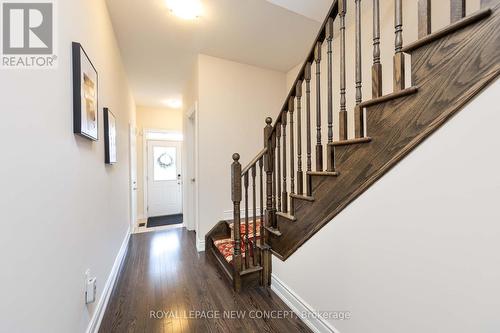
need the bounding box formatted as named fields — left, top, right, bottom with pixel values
left=262, top=117, right=274, bottom=286
left=264, top=117, right=275, bottom=229
left=231, top=153, right=242, bottom=291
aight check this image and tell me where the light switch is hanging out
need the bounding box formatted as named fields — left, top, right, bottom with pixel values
left=85, top=270, right=97, bottom=304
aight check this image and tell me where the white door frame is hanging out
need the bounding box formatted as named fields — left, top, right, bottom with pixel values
left=184, top=102, right=199, bottom=235
left=129, top=123, right=138, bottom=230
left=142, top=129, right=184, bottom=221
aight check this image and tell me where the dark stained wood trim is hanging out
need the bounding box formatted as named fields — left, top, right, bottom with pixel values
left=402, top=8, right=492, bottom=52
left=209, top=243, right=233, bottom=281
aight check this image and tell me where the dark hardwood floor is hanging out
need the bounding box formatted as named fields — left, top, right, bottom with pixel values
left=99, top=228, right=311, bottom=333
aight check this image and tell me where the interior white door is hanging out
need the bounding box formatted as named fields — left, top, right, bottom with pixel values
left=129, top=124, right=138, bottom=228
left=147, top=140, right=182, bottom=217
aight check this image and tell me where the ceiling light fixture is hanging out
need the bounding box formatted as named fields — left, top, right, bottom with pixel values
left=163, top=98, right=183, bottom=109
left=166, top=0, right=202, bottom=20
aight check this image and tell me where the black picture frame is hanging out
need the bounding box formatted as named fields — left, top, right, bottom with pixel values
left=72, top=42, right=99, bottom=141
left=103, top=108, right=117, bottom=165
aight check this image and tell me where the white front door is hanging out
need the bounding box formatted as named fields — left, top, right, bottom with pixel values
left=147, top=140, right=182, bottom=217
left=129, top=125, right=138, bottom=227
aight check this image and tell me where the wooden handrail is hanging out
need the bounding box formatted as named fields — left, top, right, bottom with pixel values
left=241, top=148, right=267, bottom=175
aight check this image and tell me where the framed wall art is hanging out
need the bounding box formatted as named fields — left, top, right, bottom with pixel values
left=103, top=108, right=117, bottom=164
left=72, top=42, right=99, bottom=141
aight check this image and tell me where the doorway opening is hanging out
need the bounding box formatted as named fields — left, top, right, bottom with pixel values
left=143, top=131, right=184, bottom=229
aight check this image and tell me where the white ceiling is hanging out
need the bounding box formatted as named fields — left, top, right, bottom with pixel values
left=266, top=0, right=332, bottom=22
left=105, top=0, right=328, bottom=108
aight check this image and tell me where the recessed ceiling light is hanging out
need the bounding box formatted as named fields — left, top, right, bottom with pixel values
left=163, top=99, right=183, bottom=109
left=166, top=0, right=202, bottom=20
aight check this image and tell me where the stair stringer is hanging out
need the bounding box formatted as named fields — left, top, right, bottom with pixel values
left=268, top=4, right=500, bottom=260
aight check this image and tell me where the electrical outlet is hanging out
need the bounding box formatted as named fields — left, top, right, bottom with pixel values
left=85, top=270, right=97, bottom=304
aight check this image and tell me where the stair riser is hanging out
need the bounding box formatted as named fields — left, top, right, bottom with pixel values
left=310, top=175, right=326, bottom=193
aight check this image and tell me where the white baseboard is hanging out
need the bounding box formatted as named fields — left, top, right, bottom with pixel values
left=86, top=227, right=131, bottom=333
left=196, top=237, right=205, bottom=252
left=271, top=274, right=339, bottom=333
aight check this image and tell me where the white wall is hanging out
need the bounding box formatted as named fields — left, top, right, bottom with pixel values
left=0, top=0, right=135, bottom=332
left=272, top=79, right=500, bottom=333
left=196, top=54, right=286, bottom=242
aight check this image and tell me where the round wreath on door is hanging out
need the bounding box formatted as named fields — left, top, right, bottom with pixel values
left=157, top=153, right=174, bottom=169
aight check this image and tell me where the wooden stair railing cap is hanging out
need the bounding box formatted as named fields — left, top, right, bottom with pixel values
left=241, top=148, right=267, bottom=175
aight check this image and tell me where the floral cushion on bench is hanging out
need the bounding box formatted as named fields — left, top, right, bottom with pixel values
left=213, top=236, right=260, bottom=263
left=229, top=219, right=261, bottom=239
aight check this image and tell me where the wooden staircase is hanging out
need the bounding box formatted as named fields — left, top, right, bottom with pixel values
left=206, top=0, right=500, bottom=292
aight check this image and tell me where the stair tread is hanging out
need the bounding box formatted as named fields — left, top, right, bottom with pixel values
left=359, top=86, right=419, bottom=108
left=240, top=266, right=263, bottom=276
left=403, top=8, right=492, bottom=52
left=264, top=226, right=282, bottom=236
left=307, top=171, right=339, bottom=176
left=329, top=137, right=372, bottom=147
left=290, top=193, right=315, bottom=202
left=276, top=212, right=297, bottom=221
